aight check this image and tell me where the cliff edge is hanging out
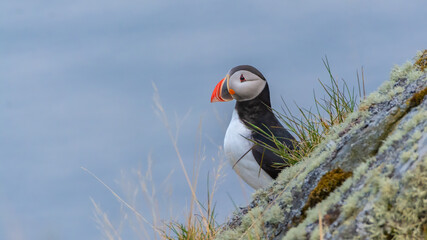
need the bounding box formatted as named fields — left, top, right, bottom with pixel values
left=217, top=51, right=427, bottom=240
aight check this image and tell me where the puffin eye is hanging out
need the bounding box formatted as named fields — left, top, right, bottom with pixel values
left=240, top=74, right=246, bottom=82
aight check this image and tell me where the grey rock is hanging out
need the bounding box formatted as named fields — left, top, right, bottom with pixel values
left=216, top=57, right=427, bottom=240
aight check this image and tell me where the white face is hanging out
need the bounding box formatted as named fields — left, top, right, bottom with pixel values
left=227, top=70, right=266, bottom=101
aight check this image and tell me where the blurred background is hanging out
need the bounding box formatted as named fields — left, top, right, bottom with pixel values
left=1, top=0, right=426, bottom=239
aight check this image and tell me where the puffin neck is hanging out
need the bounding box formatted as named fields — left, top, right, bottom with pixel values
left=235, top=83, right=273, bottom=125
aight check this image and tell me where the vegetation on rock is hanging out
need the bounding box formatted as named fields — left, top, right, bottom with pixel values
left=216, top=51, right=427, bottom=240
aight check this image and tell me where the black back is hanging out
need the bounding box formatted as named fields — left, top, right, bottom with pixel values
left=235, top=83, right=296, bottom=179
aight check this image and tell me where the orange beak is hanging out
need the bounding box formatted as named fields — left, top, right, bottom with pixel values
left=210, top=77, right=233, bottom=103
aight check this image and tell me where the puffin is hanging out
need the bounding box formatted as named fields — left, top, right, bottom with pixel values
left=211, top=65, right=296, bottom=189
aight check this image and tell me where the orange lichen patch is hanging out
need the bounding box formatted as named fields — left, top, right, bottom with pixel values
left=407, top=86, right=427, bottom=108
left=414, top=50, right=427, bottom=71
left=300, top=168, right=352, bottom=220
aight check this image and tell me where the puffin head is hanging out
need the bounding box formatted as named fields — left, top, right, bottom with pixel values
left=211, top=65, right=267, bottom=103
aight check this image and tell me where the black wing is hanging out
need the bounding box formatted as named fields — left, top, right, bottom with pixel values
left=251, top=120, right=296, bottom=179
left=235, top=83, right=297, bottom=179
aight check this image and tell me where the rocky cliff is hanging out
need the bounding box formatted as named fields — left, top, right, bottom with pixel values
left=216, top=51, right=427, bottom=240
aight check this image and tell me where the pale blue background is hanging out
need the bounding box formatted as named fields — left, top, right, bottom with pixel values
left=1, top=1, right=426, bottom=239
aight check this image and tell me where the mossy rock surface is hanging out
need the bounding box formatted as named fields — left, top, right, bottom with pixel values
left=216, top=51, right=427, bottom=240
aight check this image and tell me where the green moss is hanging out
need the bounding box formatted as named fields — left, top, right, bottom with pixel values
left=298, top=168, right=352, bottom=222
left=407, top=86, right=427, bottom=108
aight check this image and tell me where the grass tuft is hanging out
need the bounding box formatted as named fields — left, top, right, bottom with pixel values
left=251, top=57, right=365, bottom=168
left=162, top=201, right=219, bottom=240
left=89, top=59, right=366, bottom=240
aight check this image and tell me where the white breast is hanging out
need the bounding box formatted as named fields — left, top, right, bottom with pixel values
left=224, top=109, right=273, bottom=189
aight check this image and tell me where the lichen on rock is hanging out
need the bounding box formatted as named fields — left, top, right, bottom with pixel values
left=216, top=51, right=427, bottom=240
left=297, top=168, right=352, bottom=224
left=415, top=49, right=427, bottom=71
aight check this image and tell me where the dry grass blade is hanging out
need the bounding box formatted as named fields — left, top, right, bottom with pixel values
left=81, top=167, right=163, bottom=237
left=319, top=209, right=324, bottom=240
left=152, top=82, right=211, bottom=236
left=91, top=198, right=124, bottom=240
